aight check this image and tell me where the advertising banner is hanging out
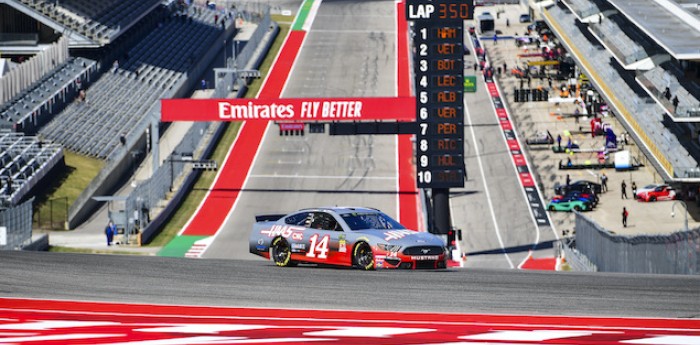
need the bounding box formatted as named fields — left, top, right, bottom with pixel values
left=161, top=97, right=416, bottom=122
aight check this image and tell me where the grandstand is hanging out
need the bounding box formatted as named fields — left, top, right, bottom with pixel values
left=6, top=0, right=162, bottom=47
left=39, top=8, right=232, bottom=159
left=0, top=130, right=63, bottom=206
left=543, top=0, right=700, bottom=181
left=0, top=0, right=240, bottom=229
left=0, top=56, right=96, bottom=134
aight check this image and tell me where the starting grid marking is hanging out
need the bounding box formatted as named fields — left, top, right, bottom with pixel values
left=0, top=298, right=700, bottom=344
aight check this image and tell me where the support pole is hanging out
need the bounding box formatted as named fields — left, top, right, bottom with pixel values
left=432, top=188, right=451, bottom=234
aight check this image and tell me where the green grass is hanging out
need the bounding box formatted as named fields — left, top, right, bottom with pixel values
left=33, top=151, right=103, bottom=230
left=145, top=19, right=292, bottom=247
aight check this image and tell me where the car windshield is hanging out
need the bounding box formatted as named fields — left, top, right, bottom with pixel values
left=340, top=212, right=405, bottom=231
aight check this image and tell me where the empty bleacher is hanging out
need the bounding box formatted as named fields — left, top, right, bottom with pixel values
left=39, top=7, right=232, bottom=159
left=15, top=0, right=161, bottom=45
left=0, top=56, right=97, bottom=135
left=588, top=13, right=658, bottom=66
left=638, top=63, right=700, bottom=119
left=563, top=0, right=603, bottom=19
left=0, top=130, right=63, bottom=206
left=546, top=4, right=698, bottom=179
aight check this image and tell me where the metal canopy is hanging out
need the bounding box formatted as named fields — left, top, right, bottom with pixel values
left=606, top=0, right=700, bottom=60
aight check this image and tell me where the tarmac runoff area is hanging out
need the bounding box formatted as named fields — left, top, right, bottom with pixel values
left=475, top=4, right=700, bottom=237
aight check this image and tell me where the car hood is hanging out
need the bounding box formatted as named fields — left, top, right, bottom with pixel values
left=355, top=229, right=445, bottom=246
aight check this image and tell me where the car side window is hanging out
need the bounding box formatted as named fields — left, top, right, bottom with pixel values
left=285, top=212, right=310, bottom=226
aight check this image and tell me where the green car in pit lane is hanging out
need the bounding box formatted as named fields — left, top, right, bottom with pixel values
left=547, top=199, right=592, bottom=212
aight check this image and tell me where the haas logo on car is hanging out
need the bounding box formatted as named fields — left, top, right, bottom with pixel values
left=261, top=225, right=304, bottom=238
left=384, top=229, right=416, bottom=241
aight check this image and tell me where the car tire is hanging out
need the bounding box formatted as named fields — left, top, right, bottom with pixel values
left=549, top=205, right=555, bottom=211
left=573, top=205, right=582, bottom=211
left=270, top=237, right=295, bottom=267
left=353, top=242, right=375, bottom=270
left=650, top=196, right=656, bottom=202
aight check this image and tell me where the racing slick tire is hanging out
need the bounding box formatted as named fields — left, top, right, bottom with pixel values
left=271, top=237, right=296, bottom=267
left=573, top=205, right=582, bottom=212
left=548, top=205, right=555, bottom=211
left=649, top=196, right=656, bottom=202
left=353, top=242, right=375, bottom=270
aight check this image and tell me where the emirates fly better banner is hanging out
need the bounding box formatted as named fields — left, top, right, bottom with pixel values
left=161, top=97, right=415, bottom=122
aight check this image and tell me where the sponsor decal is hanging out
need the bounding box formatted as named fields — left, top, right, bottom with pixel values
left=261, top=225, right=304, bottom=239
left=291, top=232, right=304, bottom=241
left=291, top=243, right=306, bottom=251
left=338, top=239, right=347, bottom=253
left=256, top=245, right=267, bottom=251
left=384, top=229, right=417, bottom=241
left=161, top=97, right=415, bottom=122
left=413, top=255, right=439, bottom=261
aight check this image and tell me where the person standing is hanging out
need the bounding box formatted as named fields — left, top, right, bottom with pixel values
left=672, top=95, right=679, bottom=111
left=632, top=181, right=637, bottom=199
left=566, top=174, right=571, bottom=187
left=557, top=133, right=562, bottom=150
left=105, top=221, right=116, bottom=246
left=601, top=172, right=608, bottom=192
left=621, top=180, right=628, bottom=199
left=622, top=207, right=628, bottom=227
left=493, top=33, right=498, bottom=45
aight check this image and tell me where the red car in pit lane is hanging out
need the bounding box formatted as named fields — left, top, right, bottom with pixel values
left=249, top=207, right=447, bottom=270
left=636, top=184, right=677, bottom=202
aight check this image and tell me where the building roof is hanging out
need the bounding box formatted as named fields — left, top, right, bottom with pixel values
left=606, top=0, right=700, bottom=60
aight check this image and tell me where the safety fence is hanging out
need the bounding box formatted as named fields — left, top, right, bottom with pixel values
left=0, top=37, right=69, bottom=105
left=573, top=211, right=700, bottom=274
left=0, top=198, right=35, bottom=250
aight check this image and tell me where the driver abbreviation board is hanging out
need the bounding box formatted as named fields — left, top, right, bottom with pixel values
left=406, top=0, right=473, bottom=188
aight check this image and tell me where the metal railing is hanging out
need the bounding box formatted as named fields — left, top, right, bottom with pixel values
left=574, top=211, right=700, bottom=274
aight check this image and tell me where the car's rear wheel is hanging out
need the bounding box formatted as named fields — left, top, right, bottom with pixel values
left=271, top=237, right=295, bottom=267
left=549, top=205, right=555, bottom=211
left=573, top=205, right=582, bottom=211
left=650, top=196, right=656, bottom=202
left=353, top=242, right=374, bottom=270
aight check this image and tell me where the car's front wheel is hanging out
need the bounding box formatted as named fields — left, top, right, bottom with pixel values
left=271, top=237, right=295, bottom=267
left=353, top=242, right=375, bottom=270
left=650, top=196, right=656, bottom=202
left=573, top=205, right=582, bottom=211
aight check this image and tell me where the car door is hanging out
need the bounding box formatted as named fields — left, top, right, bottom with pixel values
left=301, top=211, right=347, bottom=266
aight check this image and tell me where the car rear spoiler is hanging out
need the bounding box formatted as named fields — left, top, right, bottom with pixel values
left=255, top=214, right=286, bottom=222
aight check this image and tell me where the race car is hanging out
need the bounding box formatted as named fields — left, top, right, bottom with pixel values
left=555, top=180, right=602, bottom=195
left=249, top=207, right=447, bottom=270
left=551, top=190, right=598, bottom=207
left=636, top=184, right=676, bottom=202
left=547, top=198, right=592, bottom=212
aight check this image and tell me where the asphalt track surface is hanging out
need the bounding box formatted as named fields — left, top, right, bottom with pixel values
left=204, top=0, right=403, bottom=260
left=203, top=0, right=549, bottom=272
left=2, top=251, right=700, bottom=319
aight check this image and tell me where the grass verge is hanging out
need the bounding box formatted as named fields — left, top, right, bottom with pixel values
left=33, top=151, right=103, bottom=230
left=48, top=245, right=150, bottom=255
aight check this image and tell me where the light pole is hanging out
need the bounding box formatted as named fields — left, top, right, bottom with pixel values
left=671, top=200, right=689, bottom=232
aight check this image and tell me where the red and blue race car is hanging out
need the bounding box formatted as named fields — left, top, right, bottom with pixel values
left=249, top=207, right=447, bottom=270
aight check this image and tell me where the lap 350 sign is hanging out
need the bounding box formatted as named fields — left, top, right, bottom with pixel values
left=406, top=0, right=473, bottom=188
